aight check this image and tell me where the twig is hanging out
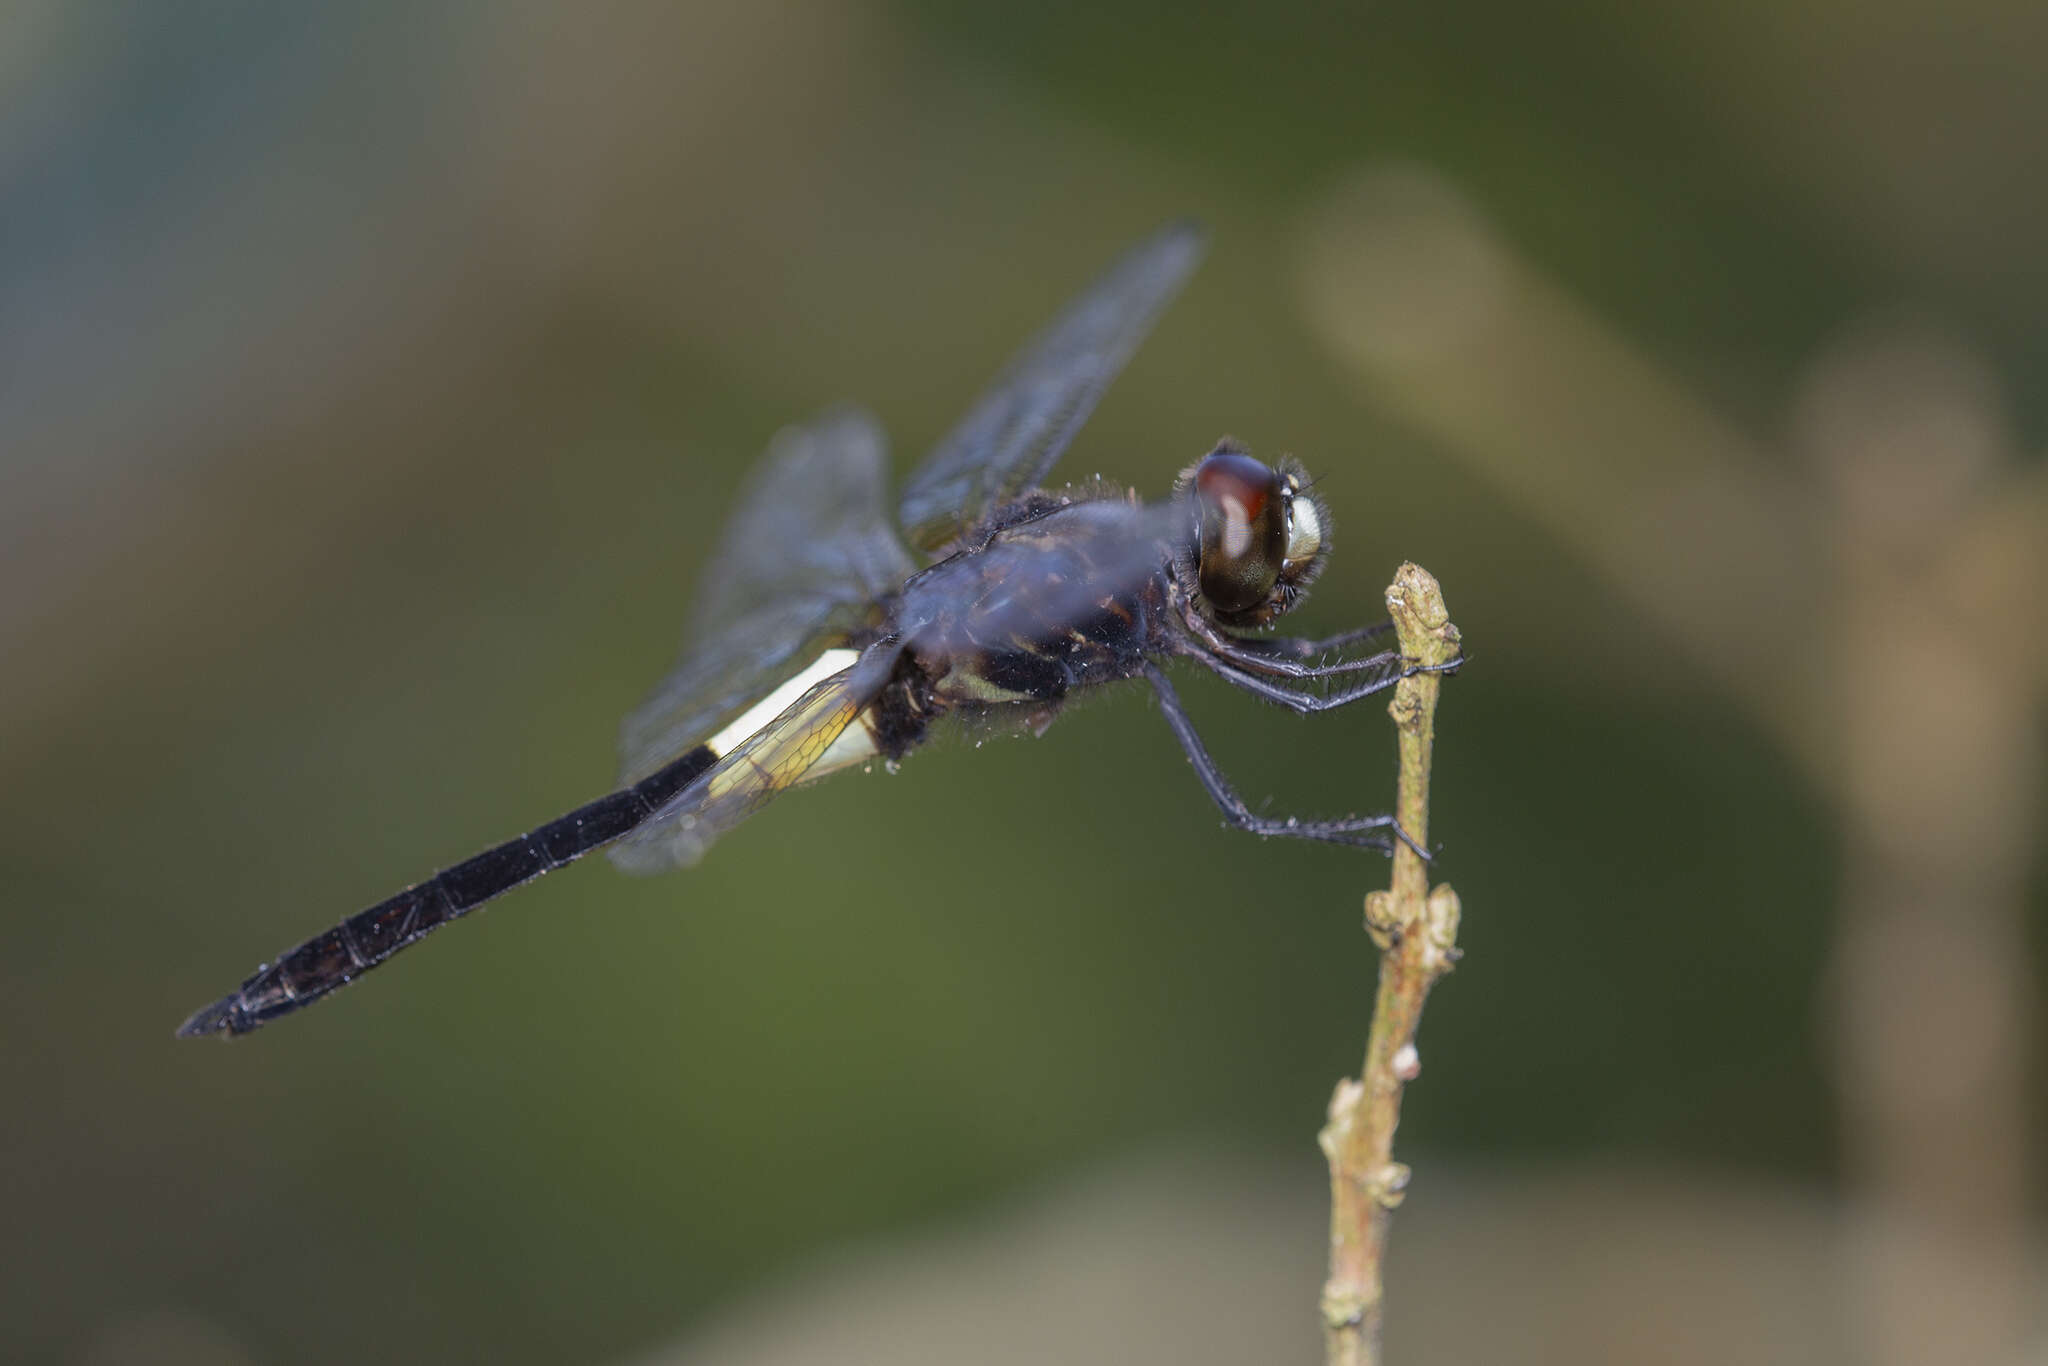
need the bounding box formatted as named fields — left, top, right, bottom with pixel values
left=1320, top=562, right=1463, bottom=1366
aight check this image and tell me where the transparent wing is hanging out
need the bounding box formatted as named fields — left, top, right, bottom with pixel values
left=896, top=220, right=1206, bottom=552
left=619, top=407, right=914, bottom=784
left=619, top=596, right=845, bottom=785
left=692, top=405, right=915, bottom=638
left=609, top=643, right=899, bottom=874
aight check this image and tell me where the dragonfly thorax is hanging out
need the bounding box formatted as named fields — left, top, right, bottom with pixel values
left=895, top=494, right=1167, bottom=711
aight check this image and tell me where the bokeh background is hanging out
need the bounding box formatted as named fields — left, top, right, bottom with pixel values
left=4, top=4, right=2044, bottom=1364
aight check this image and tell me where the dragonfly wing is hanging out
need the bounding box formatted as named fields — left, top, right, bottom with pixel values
left=609, top=643, right=900, bottom=874
left=692, top=405, right=916, bottom=637
left=619, top=407, right=915, bottom=784
left=895, top=220, right=1205, bottom=552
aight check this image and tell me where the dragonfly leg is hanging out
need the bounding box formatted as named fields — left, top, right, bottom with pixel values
left=1178, top=604, right=1399, bottom=680
left=1201, top=637, right=1404, bottom=681
left=1233, top=619, right=1396, bottom=662
left=1180, top=643, right=1460, bottom=714
left=1143, top=663, right=1420, bottom=855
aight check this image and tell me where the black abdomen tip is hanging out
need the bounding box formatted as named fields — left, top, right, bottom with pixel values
left=175, top=995, right=244, bottom=1038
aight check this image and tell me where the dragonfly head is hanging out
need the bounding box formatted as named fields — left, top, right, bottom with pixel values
left=1177, top=441, right=1330, bottom=628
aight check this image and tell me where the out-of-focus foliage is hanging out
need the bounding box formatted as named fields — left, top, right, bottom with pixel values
left=1, top=3, right=2040, bottom=1363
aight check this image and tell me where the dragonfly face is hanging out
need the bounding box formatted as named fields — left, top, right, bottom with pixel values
left=1180, top=445, right=1330, bottom=627
left=178, top=222, right=1453, bottom=1038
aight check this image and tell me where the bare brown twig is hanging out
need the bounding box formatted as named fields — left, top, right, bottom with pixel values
left=1320, top=562, right=1463, bottom=1366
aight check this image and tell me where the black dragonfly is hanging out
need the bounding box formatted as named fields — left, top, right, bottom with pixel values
left=178, top=220, right=1453, bottom=1038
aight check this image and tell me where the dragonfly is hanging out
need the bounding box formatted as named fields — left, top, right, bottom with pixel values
left=177, top=220, right=1454, bottom=1038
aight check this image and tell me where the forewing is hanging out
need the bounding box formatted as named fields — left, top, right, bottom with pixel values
left=609, top=644, right=898, bottom=874
left=896, top=220, right=1206, bottom=552
left=692, top=405, right=914, bottom=638
left=619, top=407, right=914, bottom=784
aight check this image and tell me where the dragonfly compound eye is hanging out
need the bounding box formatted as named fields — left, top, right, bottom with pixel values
left=1192, top=447, right=1286, bottom=615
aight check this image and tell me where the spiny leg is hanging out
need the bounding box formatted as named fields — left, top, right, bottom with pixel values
left=1199, top=635, right=1404, bottom=682
left=1231, top=619, right=1395, bottom=661
left=1180, top=645, right=1458, bottom=715
left=1180, top=607, right=1399, bottom=680
left=1143, top=662, right=1412, bottom=853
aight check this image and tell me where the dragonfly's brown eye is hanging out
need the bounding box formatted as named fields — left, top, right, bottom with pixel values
left=1193, top=448, right=1286, bottom=615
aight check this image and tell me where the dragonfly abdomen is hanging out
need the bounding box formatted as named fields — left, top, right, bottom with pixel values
left=176, top=743, right=718, bottom=1037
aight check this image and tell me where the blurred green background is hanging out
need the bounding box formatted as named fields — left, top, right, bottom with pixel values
left=3, top=4, right=2042, bottom=1364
